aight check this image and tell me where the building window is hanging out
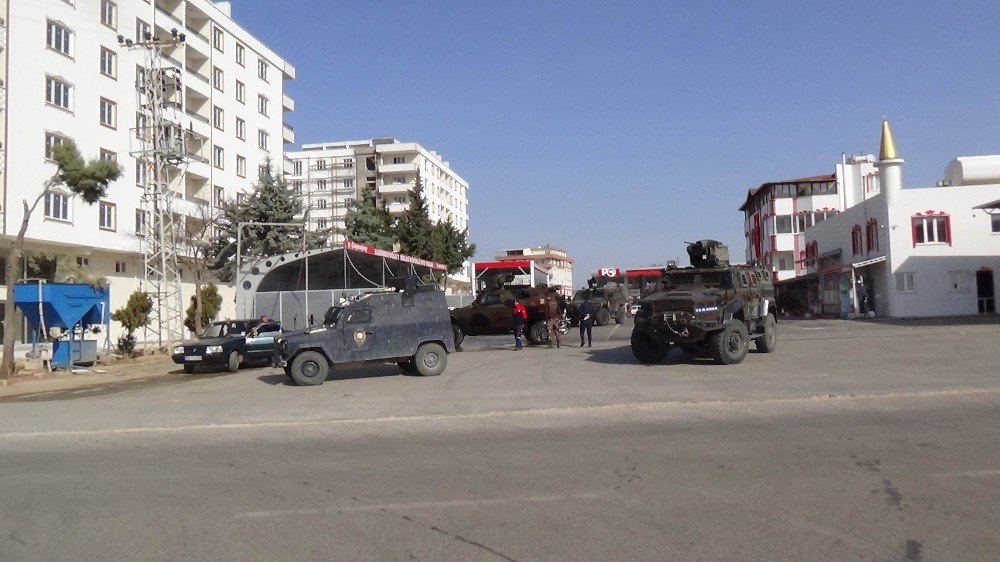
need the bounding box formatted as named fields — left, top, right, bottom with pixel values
left=99, top=98, right=117, bottom=128
left=135, top=160, right=147, bottom=186
left=317, top=219, right=327, bottom=229
left=865, top=219, right=879, bottom=253
left=101, top=1, right=118, bottom=29
left=774, top=215, right=792, bottom=234
left=344, top=158, right=354, bottom=169
left=46, top=20, right=74, bottom=57
left=235, top=81, right=245, bottom=104
left=235, top=117, right=245, bottom=140
left=949, top=271, right=970, bottom=292
left=235, top=43, right=245, bottom=66
left=257, top=95, right=269, bottom=116
left=317, top=180, right=328, bottom=190
left=214, top=185, right=224, bottom=207
left=45, top=76, right=73, bottom=111
left=135, top=209, right=147, bottom=237
left=99, top=148, right=117, bottom=162
left=212, top=27, right=224, bottom=51
left=850, top=225, right=863, bottom=255
left=293, top=160, right=303, bottom=175
left=76, top=256, right=89, bottom=268
left=992, top=214, right=1000, bottom=233
left=213, top=145, right=224, bottom=169
left=236, top=193, right=246, bottom=206
left=292, top=181, right=302, bottom=193
left=393, top=176, right=406, bottom=184
left=316, top=159, right=327, bottom=170
left=343, top=179, right=354, bottom=189
left=212, top=67, right=224, bottom=91
left=236, top=155, right=246, bottom=177
left=99, top=201, right=116, bottom=231
left=115, top=260, right=127, bottom=274
left=135, top=19, right=149, bottom=43
left=895, top=272, right=915, bottom=293
left=44, top=192, right=71, bottom=221
left=257, top=130, right=269, bottom=151
left=318, top=199, right=328, bottom=209
left=212, top=106, right=224, bottom=130
left=257, top=59, right=269, bottom=82
left=393, top=156, right=405, bottom=164
left=912, top=213, right=951, bottom=246
left=100, top=47, right=117, bottom=78
left=793, top=212, right=813, bottom=234
left=44, top=132, right=67, bottom=160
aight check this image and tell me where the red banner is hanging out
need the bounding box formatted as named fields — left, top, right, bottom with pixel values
left=343, top=239, right=447, bottom=271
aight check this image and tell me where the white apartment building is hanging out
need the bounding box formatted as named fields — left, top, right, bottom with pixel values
left=494, top=245, right=574, bottom=296
left=0, top=0, right=295, bottom=343
left=285, top=137, right=470, bottom=245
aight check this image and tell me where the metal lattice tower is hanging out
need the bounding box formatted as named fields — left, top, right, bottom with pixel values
left=121, top=29, right=189, bottom=347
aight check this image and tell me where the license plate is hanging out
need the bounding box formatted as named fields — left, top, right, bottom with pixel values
left=184, top=355, right=202, bottom=361
left=663, top=313, right=672, bottom=321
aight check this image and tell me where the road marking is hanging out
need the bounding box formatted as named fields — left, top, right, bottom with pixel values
left=234, top=493, right=603, bottom=519
left=605, top=323, right=621, bottom=341
left=931, top=469, right=1000, bottom=478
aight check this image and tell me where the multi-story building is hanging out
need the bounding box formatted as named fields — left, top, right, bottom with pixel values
left=493, top=245, right=574, bottom=296
left=0, top=0, right=295, bottom=343
left=285, top=137, right=470, bottom=245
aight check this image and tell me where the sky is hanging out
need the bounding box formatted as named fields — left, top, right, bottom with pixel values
left=231, top=0, right=1000, bottom=287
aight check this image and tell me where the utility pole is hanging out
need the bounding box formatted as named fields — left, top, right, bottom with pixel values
left=119, top=24, right=196, bottom=348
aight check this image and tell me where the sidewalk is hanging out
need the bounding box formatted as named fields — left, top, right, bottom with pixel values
left=0, top=352, right=178, bottom=396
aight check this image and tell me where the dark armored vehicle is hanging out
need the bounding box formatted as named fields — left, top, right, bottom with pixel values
left=630, top=240, right=776, bottom=365
left=450, top=285, right=553, bottom=347
left=567, top=278, right=628, bottom=326
left=172, top=319, right=283, bottom=374
left=276, top=281, right=455, bottom=386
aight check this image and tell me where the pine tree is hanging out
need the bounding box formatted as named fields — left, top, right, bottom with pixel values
left=344, top=184, right=395, bottom=249
left=184, top=283, right=222, bottom=335
left=395, top=171, right=435, bottom=259
left=111, top=290, right=153, bottom=356
left=430, top=222, right=477, bottom=287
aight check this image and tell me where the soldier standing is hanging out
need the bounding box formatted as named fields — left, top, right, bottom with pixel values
left=545, top=289, right=562, bottom=348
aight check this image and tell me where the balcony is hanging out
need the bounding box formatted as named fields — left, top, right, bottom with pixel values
left=379, top=162, right=417, bottom=175
left=282, top=62, right=296, bottom=80
left=282, top=123, right=295, bottom=144
left=386, top=202, right=408, bottom=215
left=379, top=181, right=413, bottom=195
left=282, top=93, right=295, bottom=112
left=155, top=1, right=183, bottom=27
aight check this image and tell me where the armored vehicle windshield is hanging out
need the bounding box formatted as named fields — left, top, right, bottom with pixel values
left=658, top=270, right=733, bottom=290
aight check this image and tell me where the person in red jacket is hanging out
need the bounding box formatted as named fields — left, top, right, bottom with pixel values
left=511, top=298, right=528, bottom=350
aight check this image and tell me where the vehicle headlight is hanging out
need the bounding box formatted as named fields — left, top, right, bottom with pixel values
left=205, top=345, right=223, bottom=354
left=278, top=339, right=288, bottom=355
left=172, top=346, right=184, bottom=355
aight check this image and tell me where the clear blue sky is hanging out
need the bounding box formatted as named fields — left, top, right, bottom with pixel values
left=234, top=0, right=1000, bottom=286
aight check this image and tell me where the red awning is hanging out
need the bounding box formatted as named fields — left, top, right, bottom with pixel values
left=474, top=260, right=531, bottom=270
left=626, top=268, right=663, bottom=277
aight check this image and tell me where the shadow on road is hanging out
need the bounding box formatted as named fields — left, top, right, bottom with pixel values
left=583, top=345, right=732, bottom=367
left=258, top=363, right=405, bottom=386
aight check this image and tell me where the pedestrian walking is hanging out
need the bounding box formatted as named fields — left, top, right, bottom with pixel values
left=544, top=289, right=562, bottom=348
left=579, top=300, right=596, bottom=347
left=512, top=298, right=528, bottom=350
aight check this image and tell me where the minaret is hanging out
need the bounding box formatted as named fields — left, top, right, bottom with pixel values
left=877, top=120, right=904, bottom=206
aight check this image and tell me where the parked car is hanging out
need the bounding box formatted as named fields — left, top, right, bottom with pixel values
left=172, top=319, right=283, bottom=374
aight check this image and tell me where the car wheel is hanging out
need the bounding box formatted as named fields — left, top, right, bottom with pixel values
left=452, top=324, right=465, bottom=349
left=226, top=351, right=240, bottom=373
left=528, top=320, right=548, bottom=345
left=595, top=308, right=611, bottom=326
left=413, top=343, right=447, bottom=376
left=397, top=360, right=418, bottom=374
left=615, top=307, right=626, bottom=324
left=755, top=314, right=777, bottom=353
left=289, top=351, right=329, bottom=386
left=709, top=322, right=750, bottom=365
left=183, top=364, right=195, bottom=374
left=631, top=330, right=669, bottom=364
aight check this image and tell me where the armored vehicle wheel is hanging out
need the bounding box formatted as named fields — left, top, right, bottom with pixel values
left=631, top=330, right=669, bottom=364
left=413, top=343, right=447, bottom=376
left=595, top=308, right=611, bottom=326
left=290, top=351, right=329, bottom=386
left=397, top=360, right=418, bottom=374
left=528, top=320, right=548, bottom=344
left=615, top=307, right=626, bottom=324
left=183, top=364, right=195, bottom=374
left=226, top=351, right=240, bottom=373
left=452, top=324, right=465, bottom=348
left=709, top=322, right=750, bottom=365
left=755, top=314, right=777, bottom=353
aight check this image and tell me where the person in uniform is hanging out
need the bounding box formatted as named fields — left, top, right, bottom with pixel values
left=578, top=299, right=596, bottom=347
left=544, top=289, right=562, bottom=348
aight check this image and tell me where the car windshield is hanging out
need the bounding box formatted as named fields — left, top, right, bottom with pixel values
left=323, top=306, right=343, bottom=327
left=659, top=271, right=732, bottom=290
left=201, top=321, right=249, bottom=338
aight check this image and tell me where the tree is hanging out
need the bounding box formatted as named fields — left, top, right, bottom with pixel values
left=111, top=290, right=153, bottom=356
left=1, top=141, right=122, bottom=378
left=343, top=184, right=395, bottom=249
left=429, top=222, right=476, bottom=288
left=395, top=171, right=435, bottom=259
left=180, top=204, right=229, bottom=335
left=184, top=283, right=222, bottom=336
left=208, top=160, right=325, bottom=282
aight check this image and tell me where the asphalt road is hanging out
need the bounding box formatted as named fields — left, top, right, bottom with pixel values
left=1, top=319, right=998, bottom=561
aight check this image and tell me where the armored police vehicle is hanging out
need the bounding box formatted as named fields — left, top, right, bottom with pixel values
left=276, top=279, right=454, bottom=386
left=566, top=278, right=628, bottom=326
left=630, top=240, right=777, bottom=366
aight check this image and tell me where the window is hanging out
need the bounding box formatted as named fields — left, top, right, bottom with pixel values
left=794, top=213, right=813, bottom=234
left=46, top=20, right=74, bottom=57
left=393, top=156, right=405, bottom=164
left=45, top=192, right=71, bottom=221
left=895, top=272, right=915, bottom=292
left=851, top=225, right=863, bottom=255
left=46, top=76, right=73, bottom=110
left=344, top=158, right=354, bottom=169
left=236, top=155, right=246, bottom=177
left=393, top=176, right=406, bottom=184
left=992, top=214, right=1000, bottom=234
left=257, top=59, right=269, bottom=81
left=99, top=148, right=117, bottom=162
left=115, top=260, right=127, bottom=274
left=912, top=213, right=951, bottom=246
left=44, top=132, right=67, bottom=159
left=135, top=19, right=149, bottom=42
left=293, top=160, right=303, bottom=175
left=235, top=43, right=245, bottom=66
left=99, top=201, right=116, bottom=231
left=316, top=159, right=327, bottom=170
left=100, top=47, right=117, bottom=78
left=236, top=193, right=246, bottom=205
left=235, top=117, right=245, bottom=140
left=135, top=209, right=147, bottom=237
left=213, top=145, right=224, bottom=169
left=212, top=27, right=224, bottom=51
left=865, top=219, right=879, bottom=253
left=317, top=180, right=328, bottom=190
left=257, top=95, right=269, bottom=116
left=135, top=160, right=147, bottom=186
left=212, top=106, right=224, bottom=130
left=318, top=199, right=328, bottom=209
left=774, top=215, right=792, bottom=234
left=235, top=81, right=245, bottom=103
left=76, top=256, right=90, bottom=268
left=134, top=112, right=147, bottom=139
left=101, top=1, right=117, bottom=29
left=292, top=181, right=302, bottom=193
left=214, top=186, right=224, bottom=207
left=257, top=130, right=269, bottom=151
left=212, top=67, right=224, bottom=91
left=949, top=271, right=970, bottom=292
left=343, top=179, right=355, bottom=189
left=317, top=219, right=328, bottom=230
left=99, top=98, right=117, bottom=128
